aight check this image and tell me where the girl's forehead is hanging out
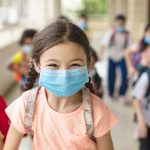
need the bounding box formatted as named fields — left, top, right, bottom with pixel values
left=40, top=42, right=87, bottom=61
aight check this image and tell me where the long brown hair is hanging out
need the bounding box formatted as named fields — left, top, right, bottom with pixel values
left=24, top=20, right=95, bottom=93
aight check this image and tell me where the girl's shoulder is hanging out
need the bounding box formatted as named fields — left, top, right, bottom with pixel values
left=90, top=93, right=112, bottom=120
left=22, top=87, right=44, bottom=102
left=90, top=93, right=106, bottom=111
left=90, top=93, right=117, bottom=138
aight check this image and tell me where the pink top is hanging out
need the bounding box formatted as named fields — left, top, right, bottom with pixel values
left=0, top=96, right=10, bottom=140
left=6, top=87, right=117, bottom=150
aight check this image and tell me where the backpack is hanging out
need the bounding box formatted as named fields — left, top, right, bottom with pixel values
left=24, top=87, right=95, bottom=141
left=133, top=67, right=150, bottom=122
left=109, top=28, right=129, bottom=48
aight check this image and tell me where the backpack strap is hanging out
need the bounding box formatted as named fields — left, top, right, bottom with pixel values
left=24, top=86, right=40, bottom=138
left=109, top=28, right=116, bottom=47
left=124, top=31, right=129, bottom=48
left=109, top=28, right=129, bottom=48
left=82, top=88, right=95, bottom=140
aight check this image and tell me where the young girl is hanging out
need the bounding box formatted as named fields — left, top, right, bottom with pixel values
left=4, top=20, right=117, bottom=150
left=132, top=44, right=150, bottom=150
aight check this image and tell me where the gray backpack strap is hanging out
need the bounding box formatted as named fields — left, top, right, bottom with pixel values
left=24, top=86, right=40, bottom=138
left=82, top=88, right=95, bottom=139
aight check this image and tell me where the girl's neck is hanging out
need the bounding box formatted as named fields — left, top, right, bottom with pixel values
left=45, top=90, right=82, bottom=113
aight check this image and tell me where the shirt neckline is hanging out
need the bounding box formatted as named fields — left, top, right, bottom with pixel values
left=41, top=87, right=83, bottom=117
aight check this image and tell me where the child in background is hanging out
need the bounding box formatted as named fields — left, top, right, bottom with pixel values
left=89, top=48, right=104, bottom=98
left=99, top=14, right=132, bottom=104
left=4, top=20, right=117, bottom=150
left=78, top=14, right=88, bottom=32
left=132, top=44, right=150, bottom=150
left=0, top=96, right=10, bottom=149
left=7, top=29, right=37, bottom=92
left=125, top=23, right=150, bottom=76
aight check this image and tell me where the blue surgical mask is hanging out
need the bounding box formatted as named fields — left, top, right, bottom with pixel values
left=22, top=44, right=32, bottom=54
left=39, top=66, right=89, bottom=97
left=116, top=26, right=125, bottom=32
left=79, top=21, right=88, bottom=31
left=144, top=36, right=150, bottom=45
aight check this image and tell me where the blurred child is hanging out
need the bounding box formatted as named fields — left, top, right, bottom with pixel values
left=78, top=14, right=88, bottom=32
left=7, top=29, right=37, bottom=92
left=132, top=44, right=150, bottom=150
left=125, top=23, right=150, bottom=76
left=89, top=48, right=104, bottom=98
left=0, top=96, right=10, bottom=149
left=4, top=20, right=117, bottom=150
left=100, top=14, right=132, bottom=104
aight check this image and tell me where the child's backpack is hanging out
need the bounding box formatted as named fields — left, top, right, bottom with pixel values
left=109, top=28, right=129, bottom=48
left=24, top=87, right=95, bottom=141
left=133, top=67, right=150, bottom=122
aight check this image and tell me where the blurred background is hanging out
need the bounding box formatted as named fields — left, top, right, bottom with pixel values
left=0, top=0, right=150, bottom=150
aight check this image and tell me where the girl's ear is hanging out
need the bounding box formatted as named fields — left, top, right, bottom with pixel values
left=34, top=62, right=40, bottom=73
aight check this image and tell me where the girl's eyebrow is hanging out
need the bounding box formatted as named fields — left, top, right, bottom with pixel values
left=70, top=58, right=84, bottom=62
left=46, top=59, right=59, bottom=62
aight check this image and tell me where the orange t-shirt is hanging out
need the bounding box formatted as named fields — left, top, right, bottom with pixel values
left=5, top=87, right=117, bottom=150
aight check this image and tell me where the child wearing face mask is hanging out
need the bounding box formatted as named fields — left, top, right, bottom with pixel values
left=99, top=14, right=132, bottom=104
left=7, top=29, right=37, bottom=92
left=4, top=21, right=117, bottom=150
left=132, top=44, right=150, bottom=150
left=125, top=23, right=150, bottom=77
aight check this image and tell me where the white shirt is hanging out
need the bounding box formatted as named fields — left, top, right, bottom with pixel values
left=101, top=29, right=132, bottom=62
left=132, top=73, right=150, bottom=127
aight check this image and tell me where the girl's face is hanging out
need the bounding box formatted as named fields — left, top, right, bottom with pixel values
left=37, top=42, right=88, bottom=70
left=23, top=37, right=33, bottom=45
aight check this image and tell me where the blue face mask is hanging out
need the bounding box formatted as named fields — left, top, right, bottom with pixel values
left=39, top=66, right=89, bottom=97
left=144, top=36, right=150, bottom=45
left=22, top=44, right=32, bottom=54
left=79, top=21, right=88, bottom=31
left=116, top=26, right=125, bottom=32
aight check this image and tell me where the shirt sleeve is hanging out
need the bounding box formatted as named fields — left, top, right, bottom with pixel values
left=93, top=98, right=117, bottom=138
left=132, top=73, right=149, bottom=100
left=5, top=93, right=27, bottom=134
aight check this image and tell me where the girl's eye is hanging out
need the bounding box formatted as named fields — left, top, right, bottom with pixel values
left=70, top=64, right=82, bottom=68
left=47, top=64, right=58, bottom=69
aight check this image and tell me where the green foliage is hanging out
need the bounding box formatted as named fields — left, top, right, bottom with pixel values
left=78, top=0, right=107, bottom=16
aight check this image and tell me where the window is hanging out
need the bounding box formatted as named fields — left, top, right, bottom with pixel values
left=0, top=0, right=26, bottom=29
